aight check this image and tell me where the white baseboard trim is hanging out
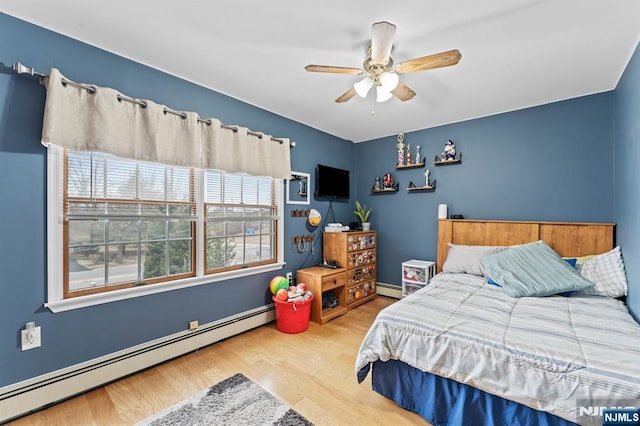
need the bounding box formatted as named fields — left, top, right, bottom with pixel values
left=376, top=282, right=402, bottom=299
left=0, top=304, right=275, bottom=423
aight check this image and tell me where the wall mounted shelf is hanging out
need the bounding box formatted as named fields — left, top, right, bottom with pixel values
left=371, top=188, right=399, bottom=194
left=407, top=186, right=435, bottom=192
left=396, top=159, right=425, bottom=170
left=407, top=180, right=436, bottom=192
left=371, top=184, right=399, bottom=194
left=433, top=153, right=462, bottom=166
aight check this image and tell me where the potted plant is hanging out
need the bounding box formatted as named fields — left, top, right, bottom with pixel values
left=354, top=200, right=373, bottom=231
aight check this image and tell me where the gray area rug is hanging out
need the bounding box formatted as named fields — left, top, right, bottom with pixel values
left=136, top=373, right=314, bottom=426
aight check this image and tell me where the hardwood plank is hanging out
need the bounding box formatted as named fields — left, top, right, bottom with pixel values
left=85, top=388, right=123, bottom=426
left=437, top=219, right=615, bottom=272
left=8, top=296, right=427, bottom=425
left=10, top=394, right=98, bottom=426
left=437, top=219, right=453, bottom=272
left=539, top=223, right=613, bottom=256
left=452, top=220, right=539, bottom=247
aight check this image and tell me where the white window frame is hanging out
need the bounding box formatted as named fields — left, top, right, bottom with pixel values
left=45, top=145, right=285, bottom=313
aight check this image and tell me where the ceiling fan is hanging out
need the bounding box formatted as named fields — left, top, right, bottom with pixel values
left=305, top=21, right=461, bottom=103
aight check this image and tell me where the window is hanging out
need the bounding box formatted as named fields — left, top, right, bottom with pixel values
left=46, top=146, right=284, bottom=312
left=65, top=150, right=196, bottom=297
left=204, top=171, right=277, bottom=272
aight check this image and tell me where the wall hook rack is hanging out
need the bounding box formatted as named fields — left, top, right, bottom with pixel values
left=291, top=234, right=315, bottom=254
left=290, top=209, right=311, bottom=217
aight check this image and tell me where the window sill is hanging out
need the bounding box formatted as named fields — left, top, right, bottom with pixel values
left=45, top=262, right=286, bottom=313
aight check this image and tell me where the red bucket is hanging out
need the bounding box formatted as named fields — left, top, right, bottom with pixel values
left=272, top=295, right=313, bottom=334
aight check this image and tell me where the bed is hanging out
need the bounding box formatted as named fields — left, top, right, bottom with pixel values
left=356, top=219, right=640, bottom=426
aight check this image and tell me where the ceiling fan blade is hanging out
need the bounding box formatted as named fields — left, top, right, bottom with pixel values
left=371, top=21, right=396, bottom=66
left=395, top=49, right=462, bottom=74
left=304, top=64, right=364, bottom=75
left=335, top=87, right=357, bottom=103
left=391, top=81, right=416, bottom=102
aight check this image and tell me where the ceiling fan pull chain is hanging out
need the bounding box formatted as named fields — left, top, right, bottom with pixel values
left=370, top=90, right=376, bottom=116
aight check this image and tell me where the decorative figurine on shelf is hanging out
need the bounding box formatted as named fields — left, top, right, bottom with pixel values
left=396, top=133, right=405, bottom=166
left=374, top=176, right=382, bottom=191
left=441, top=140, right=456, bottom=161
left=425, top=168, right=431, bottom=187
left=415, top=145, right=421, bottom=165
left=383, top=172, right=395, bottom=189
left=406, top=143, right=411, bottom=165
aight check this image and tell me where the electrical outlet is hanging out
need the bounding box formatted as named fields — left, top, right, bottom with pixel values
left=286, top=272, right=293, bottom=286
left=189, top=320, right=199, bottom=330
left=21, top=322, right=41, bottom=351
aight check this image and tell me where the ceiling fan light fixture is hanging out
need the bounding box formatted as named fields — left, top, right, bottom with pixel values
left=305, top=21, right=461, bottom=105
left=376, top=86, right=393, bottom=103
left=354, top=77, right=374, bottom=98
left=379, top=71, right=399, bottom=92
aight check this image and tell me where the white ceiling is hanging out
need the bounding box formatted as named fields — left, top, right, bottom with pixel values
left=1, top=1, right=639, bottom=142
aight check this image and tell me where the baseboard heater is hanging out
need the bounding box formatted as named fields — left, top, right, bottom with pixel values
left=0, top=304, right=275, bottom=423
left=376, top=282, right=402, bottom=299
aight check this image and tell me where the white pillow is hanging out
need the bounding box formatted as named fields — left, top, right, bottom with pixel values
left=574, top=246, right=628, bottom=298
left=442, top=243, right=506, bottom=276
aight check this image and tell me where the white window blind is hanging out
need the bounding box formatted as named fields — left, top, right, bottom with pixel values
left=65, top=150, right=196, bottom=296
left=204, top=170, right=277, bottom=272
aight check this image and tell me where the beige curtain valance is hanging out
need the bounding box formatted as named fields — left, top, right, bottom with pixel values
left=41, top=68, right=291, bottom=179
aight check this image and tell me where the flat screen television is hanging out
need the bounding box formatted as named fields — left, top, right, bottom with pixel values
left=315, top=164, right=350, bottom=200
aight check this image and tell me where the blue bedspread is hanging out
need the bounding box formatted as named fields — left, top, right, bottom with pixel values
left=371, top=359, right=577, bottom=426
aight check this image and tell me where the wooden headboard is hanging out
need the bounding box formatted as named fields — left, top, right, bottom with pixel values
left=437, top=219, right=615, bottom=272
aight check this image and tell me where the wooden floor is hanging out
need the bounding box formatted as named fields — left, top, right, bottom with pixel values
left=9, top=296, right=428, bottom=425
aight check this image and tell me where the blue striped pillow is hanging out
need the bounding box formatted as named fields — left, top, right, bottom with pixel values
left=488, top=257, right=577, bottom=292
left=481, top=241, right=594, bottom=297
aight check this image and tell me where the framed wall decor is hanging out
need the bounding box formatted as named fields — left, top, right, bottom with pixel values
left=286, top=171, right=310, bottom=205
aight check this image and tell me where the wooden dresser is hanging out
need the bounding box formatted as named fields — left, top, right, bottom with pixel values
left=323, top=230, right=377, bottom=310
left=296, top=230, right=377, bottom=324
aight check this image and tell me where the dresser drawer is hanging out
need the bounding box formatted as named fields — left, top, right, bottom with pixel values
left=345, top=232, right=376, bottom=251
left=347, top=265, right=376, bottom=286
left=346, top=281, right=376, bottom=306
left=347, top=249, right=376, bottom=268
left=322, top=272, right=347, bottom=291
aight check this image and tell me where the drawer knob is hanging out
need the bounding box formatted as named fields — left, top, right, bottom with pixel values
left=333, top=279, right=337, bottom=284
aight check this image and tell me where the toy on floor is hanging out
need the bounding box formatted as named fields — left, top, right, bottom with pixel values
left=286, top=285, right=313, bottom=302
left=269, top=277, right=313, bottom=302
left=269, top=276, right=289, bottom=295
left=275, top=288, right=289, bottom=301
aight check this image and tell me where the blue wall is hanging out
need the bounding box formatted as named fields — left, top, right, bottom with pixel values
left=0, top=13, right=351, bottom=387
left=355, top=93, right=615, bottom=286
left=0, top=11, right=636, bottom=391
left=614, top=41, right=640, bottom=321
